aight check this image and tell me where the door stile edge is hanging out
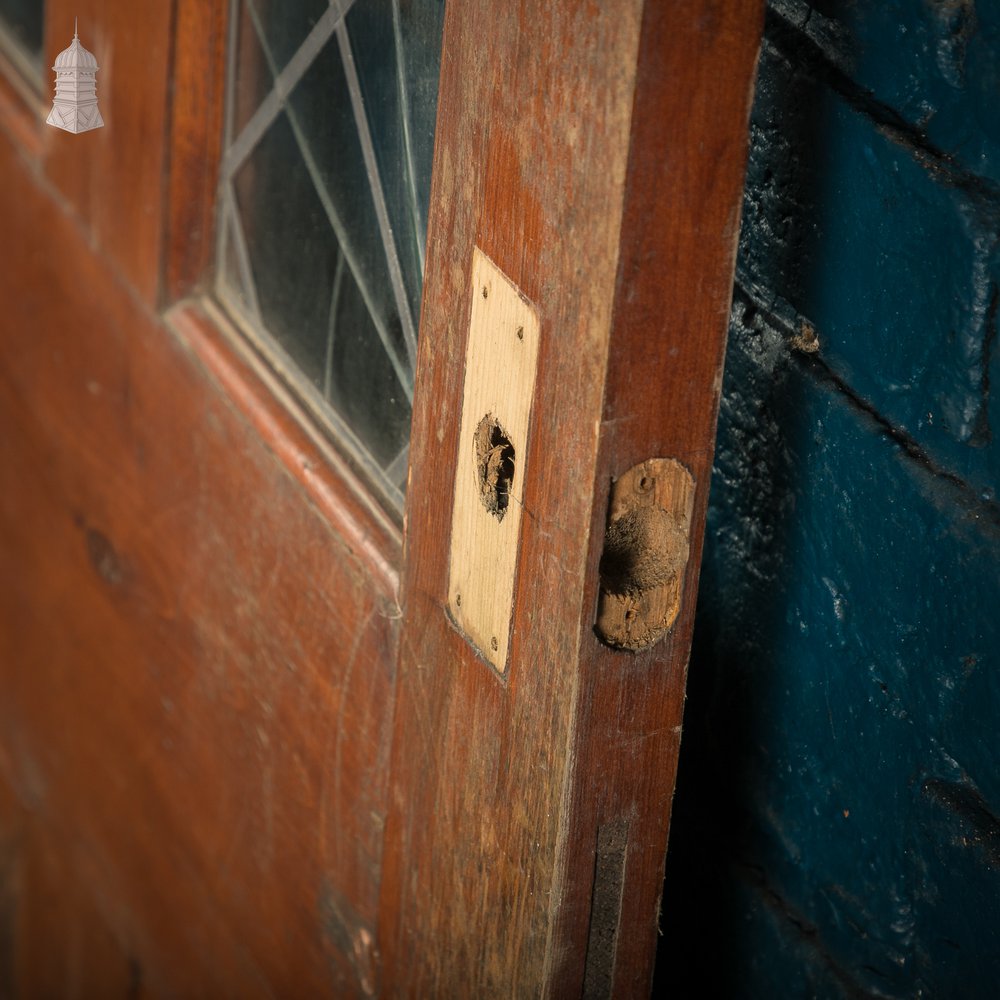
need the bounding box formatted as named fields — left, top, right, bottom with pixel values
left=548, top=2, right=765, bottom=996
left=381, top=1, right=647, bottom=995
left=162, top=0, right=230, bottom=307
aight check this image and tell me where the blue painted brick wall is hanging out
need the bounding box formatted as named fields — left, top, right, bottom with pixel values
left=657, top=1, right=1000, bottom=996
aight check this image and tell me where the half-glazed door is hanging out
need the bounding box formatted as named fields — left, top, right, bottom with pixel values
left=0, top=0, right=761, bottom=996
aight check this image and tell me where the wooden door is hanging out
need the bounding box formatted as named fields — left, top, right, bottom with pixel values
left=0, top=1, right=761, bottom=996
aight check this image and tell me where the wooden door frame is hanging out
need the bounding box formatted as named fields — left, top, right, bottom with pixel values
left=0, top=2, right=403, bottom=992
left=163, top=0, right=409, bottom=572
left=0, top=0, right=762, bottom=994
left=381, top=2, right=763, bottom=996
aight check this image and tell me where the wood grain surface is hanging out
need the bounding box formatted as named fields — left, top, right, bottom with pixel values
left=0, top=106, right=398, bottom=996
left=447, top=247, right=541, bottom=674
left=381, top=1, right=762, bottom=996
left=163, top=0, right=230, bottom=305
left=556, top=2, right=764, bottom=994
left=0, top=0, right=762, bottom=994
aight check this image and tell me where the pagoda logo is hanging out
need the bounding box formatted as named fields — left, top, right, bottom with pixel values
left=46, top=20, right=104, bottom=134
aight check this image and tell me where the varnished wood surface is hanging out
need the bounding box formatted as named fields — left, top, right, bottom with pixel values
left=0, top=0, right=762, bottom=994
left=0, top=111, right=397, bottom=995
left=163, top=0, right=230, bottom=305
left=381, top=1, right=643, bottom=995
left=381, top=0, right=762, bottom=996
left=555, top=3, right=764, bottom=995
left=169, top=300, right=403, bottom=593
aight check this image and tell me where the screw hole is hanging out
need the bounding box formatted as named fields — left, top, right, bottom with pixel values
left=638, top=476, right=653, bottom=492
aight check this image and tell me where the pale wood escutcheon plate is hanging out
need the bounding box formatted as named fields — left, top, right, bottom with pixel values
left=447, top=248, right=541, bottom=673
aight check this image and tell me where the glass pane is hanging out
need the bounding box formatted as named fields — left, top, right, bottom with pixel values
left=346, top=0, right=446, bottom=324
left=0, top=0, right=44, bottom=67
left=217, top=0, right=445, bottom=504
left=285, top=32, right=410, bottom=384
left=233, top=111, right=342, bottom=393
left=247, top=0, right=327, bottom=76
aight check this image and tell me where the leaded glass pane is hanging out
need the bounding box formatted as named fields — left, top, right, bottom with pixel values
left=0, top=0, right=44, bottom=70
left=217, top=0, right=446, bottom=507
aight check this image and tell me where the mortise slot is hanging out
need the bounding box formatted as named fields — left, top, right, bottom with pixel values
left=583, top=817, right=629, bottom=1000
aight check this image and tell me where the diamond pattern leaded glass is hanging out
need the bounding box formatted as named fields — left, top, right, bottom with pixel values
left=217, top=0, right=445, bottom=506
left=0, top=0, right=44, bottom=72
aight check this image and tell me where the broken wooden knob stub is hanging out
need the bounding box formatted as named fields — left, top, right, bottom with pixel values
left=595, top=458, right=696, bottom=652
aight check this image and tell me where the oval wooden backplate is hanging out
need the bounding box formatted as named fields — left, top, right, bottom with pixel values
left=595, top=458, right=696, bottom=652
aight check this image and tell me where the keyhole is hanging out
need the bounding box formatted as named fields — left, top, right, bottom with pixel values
left=474, top=414, right=516, bottom=522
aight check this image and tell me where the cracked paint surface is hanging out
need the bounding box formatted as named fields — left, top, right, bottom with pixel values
left=658, top=2, right=1000, bottom=997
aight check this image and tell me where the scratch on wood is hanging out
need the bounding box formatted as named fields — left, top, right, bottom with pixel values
left=318, top=878, right=379, bottom=997
left=321, top=605, right=376, bottom=873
